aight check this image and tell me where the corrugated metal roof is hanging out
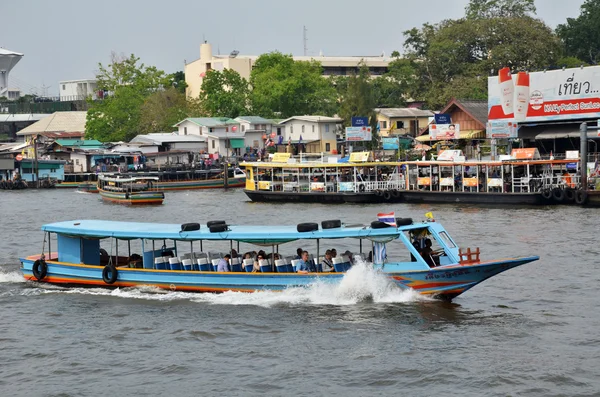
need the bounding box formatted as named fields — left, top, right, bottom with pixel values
left=0, top=48, right=23, bottom=56
left=174, top=117, right=238, bottom=127
left=279, top=116, right=343, bottom=124
left=55, top=139, right=103, bottom=147
left=235, top=116, right=273, bottom=124
left=16, top=111, right=87, bottom=136
left=130, top=133, right=207, bottom=145
left=0, top=114, right=47, bottom=123
left=375, top=108, right=434, bottom=118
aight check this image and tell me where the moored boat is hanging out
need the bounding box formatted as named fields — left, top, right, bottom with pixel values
left=77, top=183, right=98, bottom=194
left=98, top=175, right=164, bottom=205
left=20, top=215, right=539, bottom=301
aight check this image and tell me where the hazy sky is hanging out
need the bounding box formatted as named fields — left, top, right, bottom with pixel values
left=2, top=0, right=585, bottom=97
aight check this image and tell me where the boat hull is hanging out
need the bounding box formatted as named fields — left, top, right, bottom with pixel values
left=244, top=189, right=397, bottom=203
left=99, top=190, right=164, bottom=205
left=19, top=256, right=537, bottom=300
left=156, top=178, right=245, bottom=191
left=401, top=191, right=548, bottom=205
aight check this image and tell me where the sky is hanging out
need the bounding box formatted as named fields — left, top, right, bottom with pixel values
left=1, top=0, right=586, bottom=97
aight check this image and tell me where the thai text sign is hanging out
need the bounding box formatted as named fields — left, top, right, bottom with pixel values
left=349, top=152, right=370, bottom=162
left=486, top=120, right=518, bottom=138
left=345, top=126, right=372, bottom=141
left=430, top=124, right=459, bottom=140
left=434, top=114, right=451, bottom=124
left=351, top=117, right=369, bottom=127
left=488, top=65, right=600, bottom=123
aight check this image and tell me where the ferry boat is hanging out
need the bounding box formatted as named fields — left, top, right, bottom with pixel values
left=77, top=183, right=98, bottom=194
left=19, top=215, right=539, bottom=301
left=241, top=153, right=582, bottom=205
left=98, top=175, right=165, bottom=205
left=57, top=168, right=246, bottom=191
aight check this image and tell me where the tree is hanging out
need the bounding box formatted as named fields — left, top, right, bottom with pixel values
left=169, top=71, right=188, bottom=94
left=250, top=52, right=337, bottom=118
left=138, top=87, right=189, bottom=133
left=465, top=0, right=536, bottom=19
left=86, top=53, right=171, bottom=142
left=199, top=68, right=250, bottom=118
left=337, top=65, right=379, bottom=149
left=557, top=0, right=600, bottom=64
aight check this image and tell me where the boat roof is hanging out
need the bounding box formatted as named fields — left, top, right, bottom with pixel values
left=41, top=220, right=437, bottom=243
left=99, top=175, right=160, bottom=182
left=240, top=159, right=574, bottom=168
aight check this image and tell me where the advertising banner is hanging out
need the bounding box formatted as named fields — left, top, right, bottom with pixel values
left=339, top=182, right=354, bottom=192
left=345, top=126, right=372, bottom=141
left=351, top=117, right=369, bottom=127
left=382, top=137, right=399, bottom=150
left=488, top=65, right=600, bottom=123
left=486, top=120, right=519, bottom=138
left=434, top=114, right=451, bottom=124
left=430, top=124, right=460, bottom=140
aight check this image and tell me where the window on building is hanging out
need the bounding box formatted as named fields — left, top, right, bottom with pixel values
left=302, top=125, right=305, bottom=133
left=325, top=124, right=330, bottom=133
left=184, top=127, right=188, bottom=135
left=291, top=126, right=294, bottom=134
left=325, top=143, right=331, bottom=151
left=75, top=159, right=79, bottom=165
left=312, top=125, right=315, bottom=132
left=212, top=140, right=215, bottom=149
left=226, top=127, right=229, bottom=132
left=277, top=127, right=282, bottom=136
left=242, top=125, right=245, bottom=132
left=62, top=84, right=66, bottom=90
left=381, top=121, right=388, bottom=129
left=209, top=128, right=213, bottom=133
left=396, top=121, right=404, bottom=129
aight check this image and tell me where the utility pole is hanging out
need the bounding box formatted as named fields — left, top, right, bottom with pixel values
left=33, top=134, right=39, bottom=188
left=303, top=26, right=308, bottom=56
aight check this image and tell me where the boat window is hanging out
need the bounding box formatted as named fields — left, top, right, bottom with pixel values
left=438, top=232, right=456, bottom=248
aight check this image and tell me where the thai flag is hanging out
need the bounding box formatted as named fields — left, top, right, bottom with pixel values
left=377, top=212, right=396, bottom=226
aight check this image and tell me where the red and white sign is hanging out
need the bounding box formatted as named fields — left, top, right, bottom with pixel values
left=488, top=65, right=600, bottom=124
left=430, top=124, right=460, bottom=140
left=15, top=154, right=23, bottom=161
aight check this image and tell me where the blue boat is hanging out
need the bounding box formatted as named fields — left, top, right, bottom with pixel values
left=19, top=217, right=539, bottom=301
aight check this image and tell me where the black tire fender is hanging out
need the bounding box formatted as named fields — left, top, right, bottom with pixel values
left=391, top=189, right=401, bottom=198
left=297, top=222, right=319, bottom=232
left=359, top=184, right=366, bottom=192
left=32, top=259, right=48, bottom=281
left=575, top=189, right=588, bottom=205
left=541, top=188, right=552, bottom=200
left=371, top=220, right=393, bottom=229
left=383, top=191, right=392, bottom=200
left=552, top=187, right=565, bottom=202
left=395, top=217, right=413, bottom=226
left=564, top=187, right=576, bottom=203
left=321, top=219, right=341, bottom=229
left=102, top=265, right=118, bottom=284
left=207, top=220, right=226, bottom=228
left=209, top=224, right=229, bottom=233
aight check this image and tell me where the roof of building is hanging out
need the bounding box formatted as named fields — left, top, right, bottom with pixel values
left=130, top=133, right=207, bottom=145
left=279, top=116, right=343, bottom=124
left=54, top=139, right=104, bottom=148
left=235, top=116, right=273, bottom=124
left=16, top=111, right=87, bottom=136
left=59, top=79, right=97, bottom=84
left=206, top=132, right=246, bottom=139
left=0, top=114, right=47, bottom=123
left=375, top=108, right=435, bottom=118
left=440, top=99, right=488, bottom=127
left=173, top=117, right=239, bottom=127
left=0, top=48, right=23, bottom=56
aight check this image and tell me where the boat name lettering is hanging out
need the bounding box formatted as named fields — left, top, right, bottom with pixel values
left=425, top=269, right=470, bottom=280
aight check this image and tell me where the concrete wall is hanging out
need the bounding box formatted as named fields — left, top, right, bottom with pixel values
left=177, top=120, right=203, bottom=136
left=59, top=80, right=98, bottom=100
left=171, top=142, right=207, bottom=151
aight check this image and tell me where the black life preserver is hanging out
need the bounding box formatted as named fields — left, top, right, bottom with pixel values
left=207, top=220, right=226, bottom=228
left=371, top=220, right=393, bottom=229
left=552, top=188, right=565, bottom=202
left=564, top=187, right=576, bottom=203
left=32, top=259, right=48, bottom=281
left=102, top=265, right=118, bottom=284
left=541, top=188, right=552, bottom=200
left=395, top=217, right=413, bottom=226
left=575, top=189, right=588, bottom=205
left=383, top=191, right=392, bottom=200
left=321, top=219, right=341, bottom=229
left=359, top=184, right=366, bottom=192
left=297, top=222, right=319, bottom=232
left=391, top=189, right=401, bottom=198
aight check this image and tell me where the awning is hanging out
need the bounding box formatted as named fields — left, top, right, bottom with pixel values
left=229, top=138, right=245, bottom=149
left=535, top=131, right=600, bottom=140
left=415, top=129, right=485, bottom=142
left=416, top=135, right=431, bottom=142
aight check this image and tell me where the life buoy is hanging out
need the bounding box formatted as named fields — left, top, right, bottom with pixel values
left=552, top=188, right=565, bottom=202
left=391, top=189, right=401, bottom=198
left=383, top=191, right=392, bottom=200
left=564, top=187, right=576, bottom=203
left=32, top=259, right=48, bottom=281
left=541, top=188, right=552, bottom=200
left=102, top=265, right=118, bottom=284
left=359, top=184, right=366, bottom=192
left=575, top=189, right=588, bottom=205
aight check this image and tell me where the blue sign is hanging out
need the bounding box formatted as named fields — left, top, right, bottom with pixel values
left=382, top=137, right=399, bottom=150
left=566, top=162, right=578, bottom=170
left=351, top=117, right=369, bottom=127
left=434, top=113, right=451, bottom=124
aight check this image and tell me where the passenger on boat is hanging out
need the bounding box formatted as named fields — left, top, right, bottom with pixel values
left=216, top=254, right=231, bottom=272
left=343, top=250, right=354, bottom=265
left=231, top=249, right=238, bottom=259
left=297, top=251, right=316, bottom=273
left=321, top=250, right=334, bottom=272
left=295, top=248, right=303, bottom=260
left=420, top=239, right=437, bottom=268
left=330, top=248, right=337, bottom=258
left=252, top=254, right=263, bottom=273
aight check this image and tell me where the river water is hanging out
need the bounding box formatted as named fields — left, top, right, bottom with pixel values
left=0, top=189, right=599, bottom=396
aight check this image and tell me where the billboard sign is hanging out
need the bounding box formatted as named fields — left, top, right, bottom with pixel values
left=351, top=117, right=369, bottom=127
left=488, top=65, right=600, bottom=124
left=430, top=124, right=460, bottom=140
left=434, top=113, right=451, bottom=124
left=382, top=137, right=399, bottom=150
left=345, top=126, right=372, bottom=141
left=486, top=120, right=518, bottom=138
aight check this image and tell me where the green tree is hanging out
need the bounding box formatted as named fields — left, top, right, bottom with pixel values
left=86, top=53, right=171, bottom=142
left=465, top=0, right=536, bottom=19
left=138, top=87, right=189, bottom=133
left=337, top=65, right=379, bottom=149
left=169, top=71, right=188, bottom=94
left=199, top=68, right=249, bottom=118
left=250, top=52, right=337, bottom=118
left=557, top=0, right=600, bottom=64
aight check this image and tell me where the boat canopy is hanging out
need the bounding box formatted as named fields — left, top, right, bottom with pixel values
left=98, top=176, right=160, bottom=183
left=40, top=220, right=436, bottom=244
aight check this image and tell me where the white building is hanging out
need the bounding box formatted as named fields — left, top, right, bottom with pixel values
left=129, top=133, right=207, bottom=154
left=59, top=79, right=98, bottom=101
left=0, top=48, right=23, bottom=98
left=278, top=116, right=343, bottom=153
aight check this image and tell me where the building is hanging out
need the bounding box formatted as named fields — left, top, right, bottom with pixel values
left=130, top=133, right=207, bottom=153
left=375, top=108, right=435, bottom=137
left=184, top=42, right=392, bottom=98
left=0, top=48, right=23, bottom=98
left=174, top=117, right=240, bottom=136
left=234, top=116, right=274, bottom=149
left=17, top=159, right=65, bottom=182
left=16, top=111, right=87, bottom=142
left=278, top=116, right=342, bottom=153
left=0, top=113, right=48, bottom=142
left=59, top=79, right=98, bottom=101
